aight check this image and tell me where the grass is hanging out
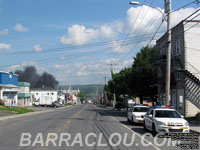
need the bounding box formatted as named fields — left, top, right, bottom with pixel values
left=64, top=104, right=71, bottom=107
left=0, top=106, right=35, bottom=114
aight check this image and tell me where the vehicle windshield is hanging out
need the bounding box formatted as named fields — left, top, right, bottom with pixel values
left=133, top=107, right=149, bottom=112
left=155, top=110, right=182, bottom=118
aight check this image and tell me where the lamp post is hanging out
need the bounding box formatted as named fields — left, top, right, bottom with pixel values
left=129, top=0, right=171, bottom=105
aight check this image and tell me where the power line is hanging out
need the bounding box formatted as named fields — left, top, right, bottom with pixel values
left=110, top=0, right=147, bottom=63
left=0, top=37, right=156, bottom=68
left=0, top=31, right=165, bottom=56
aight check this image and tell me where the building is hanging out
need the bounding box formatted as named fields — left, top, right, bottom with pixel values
left=18, top=82, right=31, bottom=106
left=156, top=20, right=200, bottom=117
left=65, top=85, right=80, bottom=104
left=31, top=87, right=58, bottom=103
left=0, top=71, right=19, bottom=106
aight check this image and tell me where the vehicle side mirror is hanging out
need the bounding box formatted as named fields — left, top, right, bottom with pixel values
left=181, top=115, right=184, bottom=118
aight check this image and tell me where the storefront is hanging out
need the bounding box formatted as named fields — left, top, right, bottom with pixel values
left=0, top=71, right=19, bottom=106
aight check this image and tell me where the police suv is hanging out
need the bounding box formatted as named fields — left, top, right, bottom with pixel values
left=127, top=104, right=150, bottom=124
left=143, top=106, right=189, bottom=134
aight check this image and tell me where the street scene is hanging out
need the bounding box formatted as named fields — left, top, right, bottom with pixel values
left=0, top=0, right=200, bottom=150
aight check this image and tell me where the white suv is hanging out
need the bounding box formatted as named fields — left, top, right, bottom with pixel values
left=144, top=107, right=189, bottom=134
left=127, top=105, right=150, bottom=124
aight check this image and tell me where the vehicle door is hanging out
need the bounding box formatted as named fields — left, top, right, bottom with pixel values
left=145, top=109, right=153, bottom=129
left=127, top=107, right=133, bottom=120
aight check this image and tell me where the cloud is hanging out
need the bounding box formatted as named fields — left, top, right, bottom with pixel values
left=59, top=6, right=199, bottom=54
left=0, top=29, right=8, bottom=36
left=33, top=44, right=42, bottom=52
left=9, top=61, right=38, bottom=71
left=54, top=64, right=70, bottom=69
left=60, top=24, right=116, bottom=45
left=76, top=71, right=89, bottom=76
left=0, top=43, right=11, bottom=50
left=14, top=23, right=28, bottom=32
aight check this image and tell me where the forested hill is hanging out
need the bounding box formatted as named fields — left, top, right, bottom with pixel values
left=59, top=84, right=104, bottom=95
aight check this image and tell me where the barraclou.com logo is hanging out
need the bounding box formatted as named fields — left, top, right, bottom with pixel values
left=19, top=132, right=181, bottom=147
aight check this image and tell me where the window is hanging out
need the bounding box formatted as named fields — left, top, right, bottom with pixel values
left=176, top=72, right=181, bottom=80
left=176, top=39, right=181, bottom=55
left=47, top=93, right=49, bottom=95
left=133, top=107, right=149, bottom=112
left=36, top=93, right=38, bottom=95
left=155, top=110, right=182, bottom=118
left=52, top=93, right=54, bottom=95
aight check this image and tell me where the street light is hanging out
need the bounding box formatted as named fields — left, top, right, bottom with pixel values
left=129, top=0, right=172, bottom=105
left=129, top=1, right=167, bottom=21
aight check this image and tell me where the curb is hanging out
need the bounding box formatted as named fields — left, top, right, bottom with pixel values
left=190, top=129, right=200, bottom=134
left=0, top=105, right=72, bottom=121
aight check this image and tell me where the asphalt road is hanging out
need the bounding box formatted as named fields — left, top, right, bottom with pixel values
left=0, top=104, right=199, bottom=150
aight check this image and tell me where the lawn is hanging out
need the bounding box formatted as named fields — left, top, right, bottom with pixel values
left=0, top=106, right=35, bottom=114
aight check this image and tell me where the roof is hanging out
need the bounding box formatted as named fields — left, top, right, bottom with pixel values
left=0, top=84, right=18, bottom=88
left=31, top=87, right=57, bottom=91
left=0, top=71, right=19, bottom=76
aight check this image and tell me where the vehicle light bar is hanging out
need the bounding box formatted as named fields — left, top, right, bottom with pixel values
left=153, top=105, right=173, bottom=108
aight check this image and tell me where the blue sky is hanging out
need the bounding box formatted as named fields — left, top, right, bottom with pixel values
left=0, top=0, right=199, bottom=85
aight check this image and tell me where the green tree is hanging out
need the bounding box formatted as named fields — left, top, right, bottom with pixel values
left=130, top=46, right=158, bottom=104
left=105, top=46, right=158, bottom=104
left=78, top=92, right=87, bottom=102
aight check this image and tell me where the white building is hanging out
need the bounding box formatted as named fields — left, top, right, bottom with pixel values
left=31, top=87, right=58, bottom=104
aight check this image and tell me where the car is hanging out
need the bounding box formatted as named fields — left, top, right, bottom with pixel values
left=52, top=101, right=63, bottom=108
left=93, top=102, right=97, bottom=105
left=127, top=104, right=150, bottom=124
left=143, top=105, right=189, bottom=135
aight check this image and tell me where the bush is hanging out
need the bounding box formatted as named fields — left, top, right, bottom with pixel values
left=0, top=100, right=5, bottom=106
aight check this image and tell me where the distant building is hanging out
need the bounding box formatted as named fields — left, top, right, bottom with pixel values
left=65, top=85, right=80, bottom=104
left=31, top=87, right=58, bottom=103
left=18, top=82, right=31, bottom=106
left=0, top=71, right=19, bottom=106
left=156, top=20, right=200, bottom=117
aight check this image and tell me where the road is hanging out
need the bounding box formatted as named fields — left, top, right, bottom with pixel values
left=0, top=104, right=199, bottom=150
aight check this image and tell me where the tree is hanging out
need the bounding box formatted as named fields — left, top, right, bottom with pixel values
left=78, top=92, right=87, bottom=102
left=105, top=46, right=158, bottom=104
left=130, top=46, right=158, bottom=104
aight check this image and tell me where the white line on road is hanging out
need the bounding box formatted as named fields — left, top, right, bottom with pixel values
left=108, top=114, right=161, bottom=150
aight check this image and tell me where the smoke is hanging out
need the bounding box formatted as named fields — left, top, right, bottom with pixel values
left=15, top=66, right=59, bottom=89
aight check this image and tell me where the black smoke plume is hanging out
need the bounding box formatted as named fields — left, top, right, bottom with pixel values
left=15, top=66, right=59, bottom=89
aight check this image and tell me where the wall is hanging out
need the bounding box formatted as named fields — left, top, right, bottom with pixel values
left=31, top=90, right=58, bottom=102
left=0, top=72, right=18, bottom=86
left=184, top=21, right=200, bottom=79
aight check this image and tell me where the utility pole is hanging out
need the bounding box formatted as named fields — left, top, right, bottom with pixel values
left=104, top=76, right=107, bottom=106
left=165, top=0, right=171, bottom=105
left=108, top=63, right=117, bottom=75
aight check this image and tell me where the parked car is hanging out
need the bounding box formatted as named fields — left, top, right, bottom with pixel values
left=143, top=105, right=189, bottom=135
left=93, top=102, right=97, bottom=105
left=127, top=104, right=150, bottom=124
left=52, top=101, right=63, bottom=108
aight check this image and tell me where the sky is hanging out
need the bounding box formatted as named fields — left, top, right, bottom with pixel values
left=0, top=0, right=199, bottom=85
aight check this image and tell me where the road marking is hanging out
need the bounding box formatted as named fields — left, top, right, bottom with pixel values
left=109, top=115, right=161, bottom=150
